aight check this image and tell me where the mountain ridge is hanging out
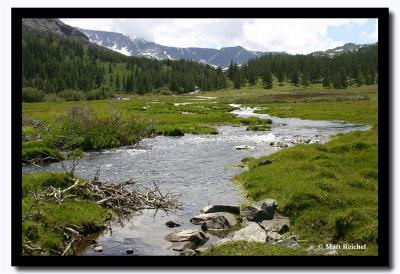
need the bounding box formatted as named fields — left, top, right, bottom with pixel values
left=79, top=28, right=286, bottom=68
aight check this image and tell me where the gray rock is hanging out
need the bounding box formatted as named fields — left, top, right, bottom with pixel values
left=275, top=235, right=299, bottom=248
left=266, top=231, right=284, bottom=242
left=240, top=202, right=275, bottom=222
left=165, top=229, right=208, bottom=246
left=190, top=212, right=237, bottom=227
left=258, top=199, right=278, bottom=218
left=231, top=222, right=267, bottom=243
left=171, top=241, right=197, bottom=251
left=192, top=213, right=237, bottom=231
left=201, top=204, right=240, bottom=214
left=180, top=249, right=198, bottom=256
left=165, top=220, right=181, bottom=228
left=259, top=216, right=290, bottom=234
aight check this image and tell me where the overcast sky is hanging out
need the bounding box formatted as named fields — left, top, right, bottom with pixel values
left=60, top=18, right=378, bottom=54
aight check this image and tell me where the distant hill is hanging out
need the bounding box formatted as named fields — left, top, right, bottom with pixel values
left=311, top=43, right=377, bottom=57
left=79, top=28, right=286, bottom=68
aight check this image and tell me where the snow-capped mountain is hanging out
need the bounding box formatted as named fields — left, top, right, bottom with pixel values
left=80, top=28, right=286, bottom=67
left=311, top=43, right=377, bottom=57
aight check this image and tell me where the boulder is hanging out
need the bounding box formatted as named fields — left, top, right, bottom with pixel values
left=240, top=199, right=277, bottom=222
left=190, top=212, right=237, bottom=228
left=200, top=204, right=240, bottom=215
left=201, top=214, right=238, bottom=231
left=170, top=241, right=197, bottom=251
left=165, top=220, right=181, bottom=228
left=259, top=216, right=289, bottom=234
left=214, top=238, right=233, bottom=246
left=231, top=223, right=267, bottom=243
left=165, top=229, right=208, bottom=246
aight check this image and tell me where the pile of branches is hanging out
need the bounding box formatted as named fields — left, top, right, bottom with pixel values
left=41, top=174, right=182, bottom=218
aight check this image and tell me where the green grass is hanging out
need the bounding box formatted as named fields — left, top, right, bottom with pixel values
left=229, top=87, right=378, bottom=256
left=22, top=172, right=108, bottom=255
left=21, top=84, right=379, bottom=256
left=202, top=241, right=308, bottom=256
left=22, top=141, right=63, bottom=163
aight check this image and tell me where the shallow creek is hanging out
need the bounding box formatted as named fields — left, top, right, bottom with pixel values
left=23, top=105, right=370, bottom=255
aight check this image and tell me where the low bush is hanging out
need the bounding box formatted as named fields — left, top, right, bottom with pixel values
left=57, top=90, right=85, bottom=101
left=22, top=87, right=45, bottom=102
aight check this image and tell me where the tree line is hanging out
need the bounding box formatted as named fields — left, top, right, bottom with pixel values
left=227, top=45, right=378, bottom=89
left=22, top=35, right=227, bottom=101
left=22, top=33, right=378, bottom=102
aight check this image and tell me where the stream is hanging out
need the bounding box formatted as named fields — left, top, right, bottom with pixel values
left=22, top=104, right=370, bottom=256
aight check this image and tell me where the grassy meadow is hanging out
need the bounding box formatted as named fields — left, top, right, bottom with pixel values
left=22, top=83, right=379, bottom=256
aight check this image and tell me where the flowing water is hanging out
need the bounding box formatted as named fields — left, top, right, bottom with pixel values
left=23, top=105, right=370, bottom=256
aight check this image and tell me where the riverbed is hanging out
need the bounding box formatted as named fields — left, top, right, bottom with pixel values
left=22, top=105, right=370, bottom=256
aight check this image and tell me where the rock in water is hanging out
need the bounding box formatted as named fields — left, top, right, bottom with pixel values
left=200, top=204, right=240, bottom=214
left=235, top=145, right=256, bottom=150
left=165, top=220, right=181, bottom=228
left=165, top=229, right=208, bottom=246
left=171, top=241, right=197, bottom=251
left=93, top=245, right=103, bottom=252
left=126, top=247, right=134, bottom=254
left=190, top=212, right=237, bottom=226
left=201, top=214, right=238, bottom=231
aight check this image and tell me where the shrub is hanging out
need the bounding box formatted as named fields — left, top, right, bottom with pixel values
left=44, top=94, right=65, bottom=102
left=22, top=87, right=45, bottom=102
left=55, top=106, right=156, bottom=150
left=58, top=89, right=84, bottom=101
left=86, top=89, right=114, bottom=100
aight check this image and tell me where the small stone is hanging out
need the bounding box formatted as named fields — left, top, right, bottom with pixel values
left=180, top=249, right=198, bottom=256
left=93, top=245, right=103, bottom=252
left=126, top=247, right=134, bottom=254
left=165, top=220, right=181, bottom=228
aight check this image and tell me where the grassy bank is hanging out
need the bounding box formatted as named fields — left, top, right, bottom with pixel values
left=22, top=172, right=109, bottom=255
left=203, top=84, right=378, bottom=256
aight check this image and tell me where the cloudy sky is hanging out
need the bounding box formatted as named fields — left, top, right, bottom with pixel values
left=60, top=18, right=378, bottom=54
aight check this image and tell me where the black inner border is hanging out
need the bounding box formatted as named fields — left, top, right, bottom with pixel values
left=11, top=7, right=390, bottom=267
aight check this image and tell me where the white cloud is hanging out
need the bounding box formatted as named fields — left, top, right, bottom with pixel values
left=61, top=18, right=370, bottom=54
left=362, top=21, right=378, bottom=40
